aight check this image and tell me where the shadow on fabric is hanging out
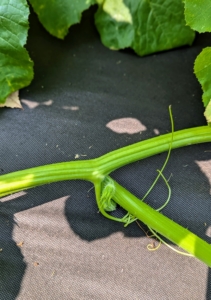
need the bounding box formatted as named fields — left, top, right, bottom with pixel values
left=0, top=163, right=211, bottom=298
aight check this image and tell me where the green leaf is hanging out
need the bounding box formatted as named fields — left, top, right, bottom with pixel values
left=96, top=0, right=132, bottom=24
left=95, top=0, right=195, bottom=56
left=194, top=47, right=211, bottom=109
left=0, top=0, right=33, bottom=104
left=184, top=0, right=211, bottom=33
left=28, top=0, right=95, bottom=39
left=204, top=101, right=211, bottom=124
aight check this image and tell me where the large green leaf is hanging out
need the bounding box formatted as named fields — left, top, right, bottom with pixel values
left=28, top=0, right=95, bottom=39
left=0, top=0, right=33, bottom=104
left=95, top=0, right=195, bottom=56
left=194, top=47, right=211, bottom=123
left=184, top=0, right=211, bottom=32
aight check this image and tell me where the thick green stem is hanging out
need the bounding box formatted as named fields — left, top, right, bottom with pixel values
left=96, top=126, right=211, bottom=174
left=0, top=126, right=211, bottom=266
left=0, top=160, right=98, bottom=198
left=111, top=178, right=211, bottom=267
left=0, top=126, right=211, bottom=198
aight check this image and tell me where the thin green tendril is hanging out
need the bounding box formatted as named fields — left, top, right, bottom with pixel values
left=148, top=227, right=193, bottom=256
left=98, top=105, right=179, bottom=248
left=141, top=105, right=174, bottom=202
left=155, top=170, right=171, bottom=212
left=122, top=212, right=137, bottom=227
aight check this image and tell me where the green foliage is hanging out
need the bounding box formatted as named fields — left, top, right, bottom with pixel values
left=28, top=0, right=95, bottom=39
left=194, top=47, right=211, bottom=107
left=29, top=0, right=194, bottom=54
left=95, top=0, right=195, bottom=56
left=0, top=0, right=211, bottom=267
left=96, top=0, right=132, bottom=24
left=184, top=0, right=211, bottom=32
left=0, top=0, right=33, bottom=104
left=0, top=0, right=196, bottom=103
left=0, top=0, right=211, bottom=268
left=184, top=0, right=211, bottom=123
left=204, top=101, right=211, bottom=123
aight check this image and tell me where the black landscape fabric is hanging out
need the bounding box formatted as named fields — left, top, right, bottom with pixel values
left=0, top=7, right=211, bottom=300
